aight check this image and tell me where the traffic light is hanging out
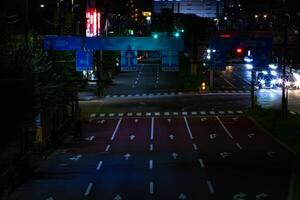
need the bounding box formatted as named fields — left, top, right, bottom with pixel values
left=235, top=47, right=243, bottom=54
left=153, top=33, right=159, bottom=39
left=174, top=32, right=180, bottom=38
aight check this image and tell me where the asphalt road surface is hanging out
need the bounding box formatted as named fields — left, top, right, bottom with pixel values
left=7, top=115, right=295, bottom=200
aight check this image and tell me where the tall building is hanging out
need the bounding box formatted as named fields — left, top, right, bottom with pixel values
left=153, top=0, right=225, bottom=18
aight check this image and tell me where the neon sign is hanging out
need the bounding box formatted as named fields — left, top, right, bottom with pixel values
left=86, top=8, right=101, bottom=37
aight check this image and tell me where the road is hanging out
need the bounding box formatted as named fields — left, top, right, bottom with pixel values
left=7, top=115, right=295, bottom=200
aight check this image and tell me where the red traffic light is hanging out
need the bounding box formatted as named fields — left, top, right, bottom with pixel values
left=235, top=48, right=243, bottom=54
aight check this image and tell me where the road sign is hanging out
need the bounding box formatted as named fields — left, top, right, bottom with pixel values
left=76, top=51, right=93, bottom=71
left=44, top=36, right=82, bottom=51
left=124, top=50, right=135, bottom=67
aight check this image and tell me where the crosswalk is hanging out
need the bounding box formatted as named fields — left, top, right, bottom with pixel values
left=90, top=110, right=246, bottom=118
left=104, top=90, right=250, bottom=99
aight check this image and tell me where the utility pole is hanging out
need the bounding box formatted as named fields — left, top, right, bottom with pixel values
left=25, top=0, right=29, bottom=47
left=281, top=0, right=289, bottom=119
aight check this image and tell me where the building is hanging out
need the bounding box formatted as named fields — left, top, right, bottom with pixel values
left=153, top=0, right=225, bottom=18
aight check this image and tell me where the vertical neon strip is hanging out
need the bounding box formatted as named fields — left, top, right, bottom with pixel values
left=93, top=9, right=97, bottom=37
left=86, top=9, right=90, bottom=37
left=97, top=12, right=101, bottom=36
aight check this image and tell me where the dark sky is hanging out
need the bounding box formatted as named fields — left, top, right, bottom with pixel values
left=136, top=0, right=153, bottom=10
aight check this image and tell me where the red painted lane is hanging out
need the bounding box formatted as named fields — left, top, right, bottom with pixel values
left=219, top=116, right=295, bottom=161
left=187, top=117, right=238, bottom=161
left=110, top=118, right=151, bottom=153
left=66, top=118, right=119, bottom=154
left=154, top=117, right=194, bottom=153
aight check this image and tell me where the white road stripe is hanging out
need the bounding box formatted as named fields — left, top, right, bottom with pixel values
left=216, top=116, right=234, bottom=139
left=236, top=143, right=243, bottom=150
left=207, top=181, right=214, bottom=193
left=193, top=144, right=198, bottom=150
left=184, top=117, right=194, bottom=140
left=151, top=117, right=154, bottom=140
left=150, top=144, right=153, bottom=151
left=149, top=182, right=154, bottom=194
left=105, top=145, right=110, bottom=152
left=96, top=161, right=103, bottom=170
left=198, top=159, right=205, bottom=168
left=110, top=118, right=122, bottom=141
left=149, top=160, right=153, bottom=169
left=84, top=183, right=93, bottom=196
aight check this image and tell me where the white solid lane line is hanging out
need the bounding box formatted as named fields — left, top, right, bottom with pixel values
left=96, top=161, right=103, bottom=170
left=149, top=182, right=154, bottom=194
left=198, top=159, right=205, bottom=168
left=183, top=117, right=194, bottom=140
left=236, top=143, right=243, bottom=150
left=216, top=116, right=234, bottom=139
left=207, top=181, right=215, bottom=193
left=84, top=183, right=93, bottom=196
left=149, top=160, right=153, bottom=169
left=151, top=117, right=154, bottom=140
left=110, top=118, right=122, bottom=141
left=105, top=145, right=110, bottom=152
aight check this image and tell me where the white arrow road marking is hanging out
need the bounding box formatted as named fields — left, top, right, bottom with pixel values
left=220, top=152, right=230, bottom=158
left=58, top=163, right=67, bottom=167
left=193, top=143, right=198, bottom=150
left=198, top=159, right=205, bottom=168
left=113, top=195, right=122, bottom=200
left=130, top=135, right=135, bottom=140
left=150, top=144, right=153, bottom=151
left=84, top=183, right=93, bottom=196
left=201, top=118, right=207, bottom=122
left=172, top=153, right=178, bottom=159
left=151, top=117, right=154, bottom=140
left=169, top=134, right=175, bottom=140
left=236, top=143, right=243, bottom=150
left=178, top=193, right=187, bottom=199
left=216, top=116, right=234, bottom=139
left=167, top=118, right=171, bottom=123
left=184, top=117, right=194, bottom=140
left=69, top=154, right=82, bottom=161
left=209, top=134, right=217, bottom=139
left=96, top=161, right=103, bottom=170
left=84, top=136, right=95, bottom=141
left=266, top=151, right=275, bottom=157
left=111, top=118, right=122, bottom=141
left=134, top=119, right=139, bottom=123
left=248, top=133, right=255, bottom=139
left=233, top=192, right=247, bottom=200
left=105, top=145, right=111, bottom=152
left=46, top=197, right=54, bottom=200
left=149, top=160, right=153, bottom=169
left=233, top=117, right=239, bottom=121
left=97, top=120, right=105, bottom=124
left=124, top=153, right=131, bottom=160
left=256, top=193, right=269, bottom=199
left=207, top=181, right=215, bottom=193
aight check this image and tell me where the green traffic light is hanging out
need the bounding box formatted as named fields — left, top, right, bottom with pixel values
left=153, top=33, right=158, bottom=39
left=174, top=32, right=180, bottom=38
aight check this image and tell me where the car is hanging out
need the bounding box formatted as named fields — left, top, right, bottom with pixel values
left=256, top=72, right=278, bottom=89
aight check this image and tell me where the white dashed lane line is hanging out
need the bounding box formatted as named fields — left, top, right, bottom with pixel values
left=84, top=183, right=93, bottom=196
left=150, top=117, right=154, bottom=140
left=110, top=118, right=122, bottom=141
left=96, top=161, right=103, bottom=170
left=149, top=182, right=154, bottom=194
left=105, top=145, right=110, bottom=152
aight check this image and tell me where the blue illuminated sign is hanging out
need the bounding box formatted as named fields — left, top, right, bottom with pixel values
left=76, top=51, right=93, bottom=71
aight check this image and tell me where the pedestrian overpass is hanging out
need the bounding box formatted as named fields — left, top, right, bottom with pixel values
left=44, top=36, right=184, bottom=72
